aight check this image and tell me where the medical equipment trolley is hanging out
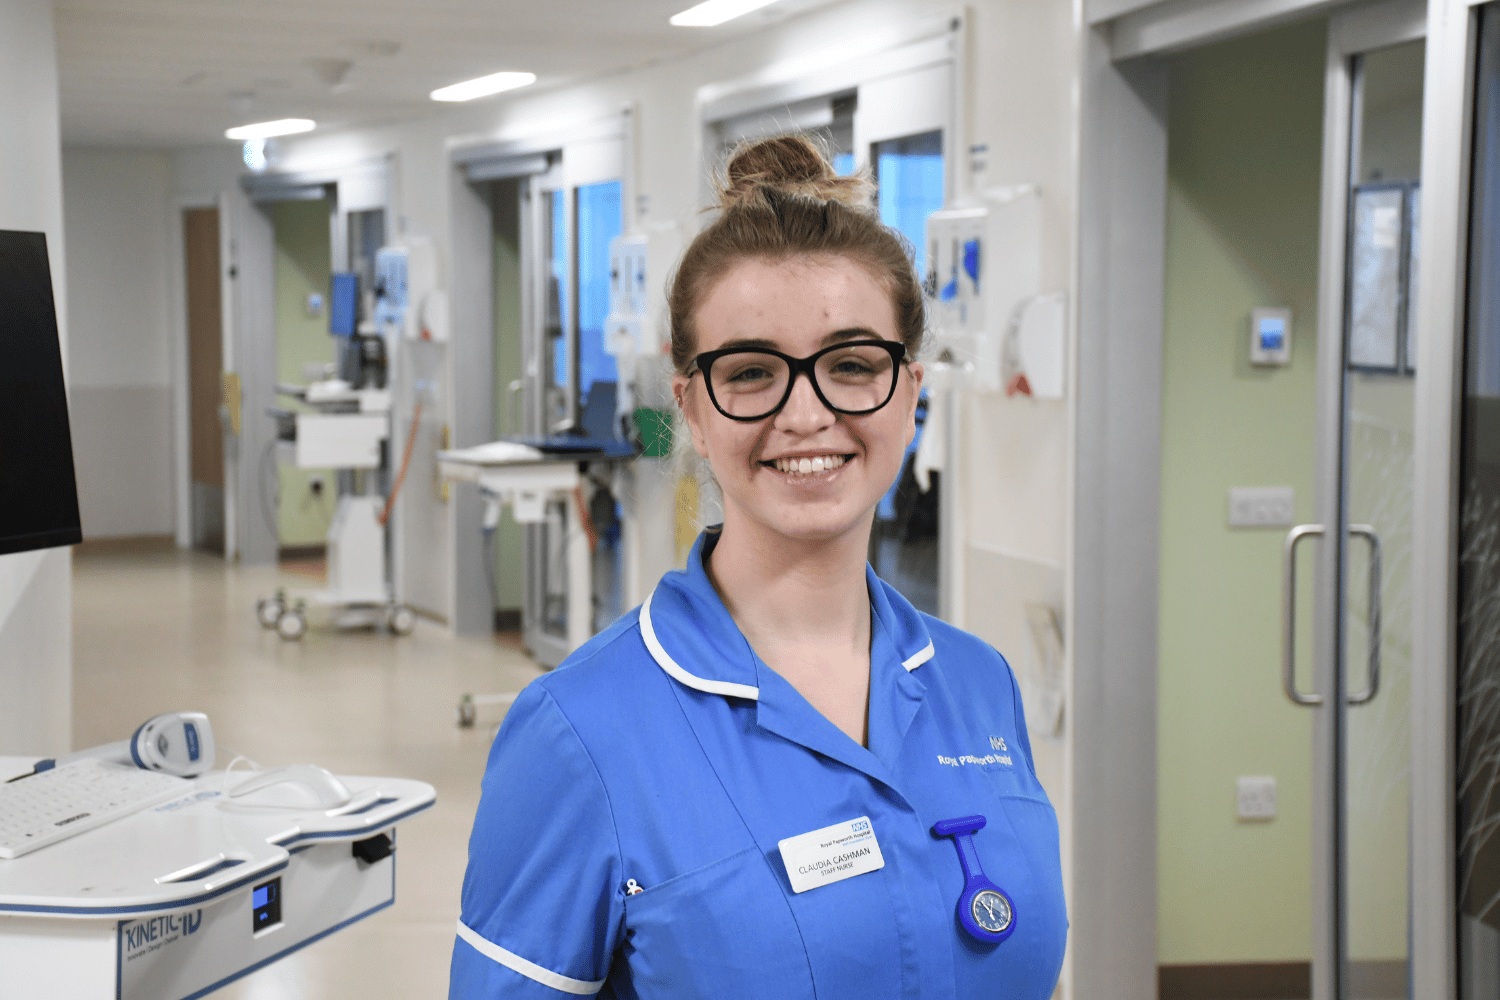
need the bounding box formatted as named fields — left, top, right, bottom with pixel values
left=0, top=755, right=434, bottom=999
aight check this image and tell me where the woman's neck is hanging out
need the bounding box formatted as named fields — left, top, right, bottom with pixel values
left=705, top=512, right=872, bottom=643
left=704, top=509, right=874, bottom=745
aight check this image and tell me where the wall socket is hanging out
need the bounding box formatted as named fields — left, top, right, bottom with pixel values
left=1236, top=776, right=1277, bottom=821
left=1228, top=486, right=1295, bottom=528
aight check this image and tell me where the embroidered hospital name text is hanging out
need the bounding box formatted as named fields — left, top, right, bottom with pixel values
left=937, top=753, right=1012, bottom=768
left=798, top=846, right=873, bottom=878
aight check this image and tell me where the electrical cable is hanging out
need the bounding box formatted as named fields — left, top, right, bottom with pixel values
left=258, top=437, right=281, bottom=542
left=572, top=485, right=598, bottom=554
left=378, top=400, right=423, bottom=528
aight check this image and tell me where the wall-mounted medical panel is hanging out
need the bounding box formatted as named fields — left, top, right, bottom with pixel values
left=925, top=187, right=1043, bottom=393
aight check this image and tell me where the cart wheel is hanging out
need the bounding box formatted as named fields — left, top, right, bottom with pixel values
left=457, top=695, right=477, bottom=729
left=256, top=598, right=283, bottom=629
left=387, top=605, right=417, bottom=636
left=277, top=609, right=307, bottom=641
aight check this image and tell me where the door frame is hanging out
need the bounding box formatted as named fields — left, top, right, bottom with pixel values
left=1410, top=0, right=1483, bottom=994
left=231, top=161, right=391, bottom=567
left=447, top=113, right=630, bottom=641
left=1310, top=7, right=1430, bottom=997
left=1079, top=0, right=1467, bottom=994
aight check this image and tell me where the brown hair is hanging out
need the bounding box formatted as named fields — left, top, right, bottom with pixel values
left=667, top=134, right=925, bottom=374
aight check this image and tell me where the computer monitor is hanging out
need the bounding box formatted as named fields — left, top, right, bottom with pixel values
left=0, top=230, right=83, bottom=556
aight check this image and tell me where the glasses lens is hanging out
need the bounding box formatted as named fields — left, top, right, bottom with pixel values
left=707, top=352, right=790, bottom=418
left=815, top=342, right=899, bottom=413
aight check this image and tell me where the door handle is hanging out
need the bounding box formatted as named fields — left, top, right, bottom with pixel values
left=1283, top=524, right=1325, bottom=706
left=1346, top=524, right=1382, bottom=705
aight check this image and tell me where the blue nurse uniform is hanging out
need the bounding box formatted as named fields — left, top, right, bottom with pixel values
left=450, top=531, right=1067, bottom=998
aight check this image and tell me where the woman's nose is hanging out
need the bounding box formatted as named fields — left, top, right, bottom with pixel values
left=773, top=371, right=834, bottom=432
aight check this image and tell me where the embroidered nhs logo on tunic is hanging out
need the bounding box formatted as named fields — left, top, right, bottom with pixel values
left=989, top=736, right=1008, bottom=752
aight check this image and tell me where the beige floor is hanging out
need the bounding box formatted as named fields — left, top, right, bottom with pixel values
left=72, top=539, right=546, bottom=999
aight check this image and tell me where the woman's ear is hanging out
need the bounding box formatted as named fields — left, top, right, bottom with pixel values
left=904, top=362, right=925, bottom=447
left=672, top=374, right=710, bottom=457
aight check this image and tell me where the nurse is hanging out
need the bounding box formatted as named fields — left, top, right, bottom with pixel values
left=450, top=134, right=1066, bottom=999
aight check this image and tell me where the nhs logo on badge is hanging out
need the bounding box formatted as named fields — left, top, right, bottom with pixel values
left=989, top=736, right=1008, bottom=752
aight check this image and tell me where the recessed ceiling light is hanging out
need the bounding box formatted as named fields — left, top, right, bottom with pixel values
left=225, top=118, right=316, bottom=140
left=670, top=0, right=781, bottom=27
left=430, top=71, right=537, bottom=103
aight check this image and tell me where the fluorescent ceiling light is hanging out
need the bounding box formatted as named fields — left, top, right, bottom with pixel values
left=430, top=71, right=537, bottom=102
left=225, top=118, right=316, bottom=140
left=670, top=0, right=780, bottom=27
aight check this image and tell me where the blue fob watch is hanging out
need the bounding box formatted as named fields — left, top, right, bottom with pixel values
left=932, top=815, right=1016, bottom=944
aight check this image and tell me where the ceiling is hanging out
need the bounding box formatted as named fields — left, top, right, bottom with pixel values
left=54, top=0, right=835, bottom=148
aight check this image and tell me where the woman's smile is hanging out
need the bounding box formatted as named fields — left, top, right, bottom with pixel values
left=762, top=452, right=851, bottom=477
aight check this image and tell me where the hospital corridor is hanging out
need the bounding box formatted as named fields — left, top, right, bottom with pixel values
left=0, top=0, right=1496, bottom=997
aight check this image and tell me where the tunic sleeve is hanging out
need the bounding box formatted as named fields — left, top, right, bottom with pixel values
left=450, top=683, right=625, bottom=997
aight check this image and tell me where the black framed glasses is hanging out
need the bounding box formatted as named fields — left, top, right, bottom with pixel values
left=689, top=339, right=909, bottom=422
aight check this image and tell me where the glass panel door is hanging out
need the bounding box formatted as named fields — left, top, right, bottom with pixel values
left=522, top=168, right=625, bottom=665
left=1341, top=39, right=1423, bottom=1000
left=575, top=180, right=624, bottom=631
left=867, top=129, right=943, bottom=616
left=523, top=169, right=573, bottom=666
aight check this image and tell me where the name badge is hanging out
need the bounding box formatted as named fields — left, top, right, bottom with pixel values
left=778, top=816, right=885, bottom=893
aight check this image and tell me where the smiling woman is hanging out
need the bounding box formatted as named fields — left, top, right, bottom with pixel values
left=451, top=135, right=1067, bottom=1000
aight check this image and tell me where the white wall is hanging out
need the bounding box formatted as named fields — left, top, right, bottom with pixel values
left=0, top=0, right=71, bottom=756
left=62, top=148, right=175, bottom=538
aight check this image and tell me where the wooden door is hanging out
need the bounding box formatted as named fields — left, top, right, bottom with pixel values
left=184, top=207, right=224, bottom=551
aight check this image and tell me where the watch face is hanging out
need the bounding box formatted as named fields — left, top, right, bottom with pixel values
left=971, top=890, right=1013, bottom=934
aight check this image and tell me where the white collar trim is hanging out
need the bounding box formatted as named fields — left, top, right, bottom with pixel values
left=641, top=587, right=935, bottom=694
left=640, top=588, right=760, bottom=701
left=902, top=641, right=935, bottom=672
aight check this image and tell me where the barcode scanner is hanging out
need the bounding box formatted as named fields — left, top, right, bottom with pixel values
left=53, top=712, right=217, bottom=779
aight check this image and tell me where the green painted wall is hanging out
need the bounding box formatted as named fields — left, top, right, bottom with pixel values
left=1158, top=20, right=1326, bottom=964
left=273, top=199, right=336, bottom=549
left=492, top=180, right=524, bottom=614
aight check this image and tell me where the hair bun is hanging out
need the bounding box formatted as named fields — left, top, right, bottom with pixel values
left=719, top=134, right=874, bottom=212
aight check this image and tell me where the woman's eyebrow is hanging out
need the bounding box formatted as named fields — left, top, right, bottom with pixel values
left=712, top=328, right=883, bottom=353
left=715, top=337, right=780, bottom=352
left=822, top=327, right=881, bottom=346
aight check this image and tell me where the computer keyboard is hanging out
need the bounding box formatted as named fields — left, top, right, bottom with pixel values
left=0, top=758, right=189, bottom=859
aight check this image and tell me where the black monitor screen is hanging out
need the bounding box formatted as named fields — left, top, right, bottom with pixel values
left=0, top=230, right=82, bottom=555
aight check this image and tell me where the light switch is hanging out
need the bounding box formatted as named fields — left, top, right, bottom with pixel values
left=1228, top=486, right=1295, bottom=528
left=1237, top=776, right=1277, bottom=821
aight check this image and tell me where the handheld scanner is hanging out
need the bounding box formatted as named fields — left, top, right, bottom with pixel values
left=131, top=712, right=215, bottom=777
